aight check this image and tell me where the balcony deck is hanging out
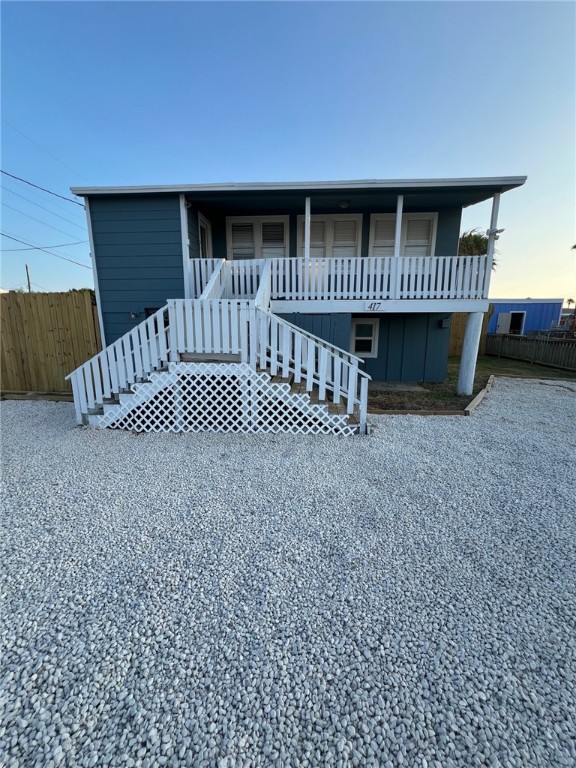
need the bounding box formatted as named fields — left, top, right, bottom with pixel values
left=189, top=255, right=491, bottom=313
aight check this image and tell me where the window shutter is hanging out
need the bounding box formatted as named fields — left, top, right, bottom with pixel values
left=332, top=220, right=358, bottom=258
left=261, top=221, right=285, bottom=258
left=231, top=223, right=255, bottom=260
left=372, top=217, right=396, bottom=257
left=404, top=218, right=432, bottom=256
left=301, top=220, right=326, bottom=257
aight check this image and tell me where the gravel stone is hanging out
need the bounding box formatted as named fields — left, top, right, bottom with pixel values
left=1, top=378, right=574, bottom=767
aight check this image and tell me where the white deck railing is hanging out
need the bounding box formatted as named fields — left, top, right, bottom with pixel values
left=190, top=258, right=221, bottom=297
left=225, top=259, right=265, bottom=299
left=191, top=255, right=490, bottom=302
left=67, top=298, right=370, bottom=432
left=267, top=255, right=489, bottom=301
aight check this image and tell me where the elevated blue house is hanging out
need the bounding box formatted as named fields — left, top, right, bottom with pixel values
left=67, top=176, right=526, bottom=434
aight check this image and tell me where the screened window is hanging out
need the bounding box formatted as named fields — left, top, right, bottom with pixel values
left=227, top=217, right=289, bottom=260
left=351, top=319, right=379, bottom=358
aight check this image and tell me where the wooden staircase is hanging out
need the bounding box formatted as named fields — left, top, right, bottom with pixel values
left=67, top=299, right=370, bottom=435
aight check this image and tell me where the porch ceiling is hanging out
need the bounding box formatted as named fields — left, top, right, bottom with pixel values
left=184, top=187, right=513, bottom=216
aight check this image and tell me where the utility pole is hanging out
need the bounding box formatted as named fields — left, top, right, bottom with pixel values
left=25, top=264, right=31, bottom=293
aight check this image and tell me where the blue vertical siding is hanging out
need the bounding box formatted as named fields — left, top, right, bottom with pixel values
left=279, top=312, right=450, bottom=382
left=434, top=209, right=462, bottom=255
left=279, top=313, right=352, bottom=351
left=90, top=195, right=185, bottom=344
left=487, top=301, right=563, bottom=334
left=361, top=313, right=450, bottom=382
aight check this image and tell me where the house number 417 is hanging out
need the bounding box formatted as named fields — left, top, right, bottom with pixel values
left=365, top=302, right=382, bottom=311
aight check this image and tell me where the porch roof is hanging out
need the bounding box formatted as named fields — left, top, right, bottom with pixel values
left=71, top=176, right=526, bottom=210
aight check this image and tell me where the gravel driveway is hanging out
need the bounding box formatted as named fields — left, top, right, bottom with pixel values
left=1, top=378, right=575, bottom=768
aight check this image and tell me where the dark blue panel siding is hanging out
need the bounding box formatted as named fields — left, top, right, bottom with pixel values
left=487, top=301, right=563, bottom=333
left=90, top=195, right=185, bottom=344
left=434, top=209, right=462, bottom=256
left=210, top=214, right=227, bottom=260
left=279, top=312, right=448, bottom=382
left=361, top=313, right=450, bottom=382
left=278, top=314, right=352, bottom=351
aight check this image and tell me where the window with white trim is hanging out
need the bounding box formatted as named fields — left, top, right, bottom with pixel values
left=297, top=214, right=362, bottom=258
left=351, top=318, right=379, bottom=358
left=369, top=213, right=437, bottom=257
left=226, top=216, right=289, bottom=260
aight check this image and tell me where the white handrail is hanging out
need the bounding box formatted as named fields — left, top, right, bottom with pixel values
left=254, top=259, right=272, bottom=310
left=199, top=259, right=225, bottom=299
left=190, top=258, right=222, bottom=297
left=68, top=298, right=370, bottom=433
left=254, top=260, right=364, bottom=366
left=254, top=308, right=370, bottom=430
left=66, top=304, right=173, bottom=424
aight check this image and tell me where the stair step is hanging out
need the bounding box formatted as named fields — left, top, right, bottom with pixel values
left=180, top=353, right=242, bottom=363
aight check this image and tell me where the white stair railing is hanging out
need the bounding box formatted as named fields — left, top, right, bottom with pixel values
left=255, top=308, right=369, bottom=429
left=225, top=259, right=266, bottom=298
left=68, top=297, right=370, bottom=433
left=199, top=259, right=226, bottom=299
left=190, top=258, right=222, bottom=297
left=66, top=305, right=173, bottom=425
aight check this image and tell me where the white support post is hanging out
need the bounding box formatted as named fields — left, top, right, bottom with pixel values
left=304, top=196, right=311, bottom=261
left=457, top=312, right=484, bottom=396
left=457, top=193, right=500, bottom=395
left=179, top=194, right=191, bottom=299
left=485, top=193, right=501, bottom=288
left=394, top=194, right=404, bottom=297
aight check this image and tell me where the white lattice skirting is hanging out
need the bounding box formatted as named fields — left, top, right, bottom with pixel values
left=91, top=363, right=356, bottom=435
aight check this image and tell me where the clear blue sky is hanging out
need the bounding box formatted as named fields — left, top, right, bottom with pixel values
left=1, top=1, right=574, bottom=300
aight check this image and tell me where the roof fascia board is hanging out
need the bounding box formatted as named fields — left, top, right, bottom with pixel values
left=71, top=176, right=527, bottom=197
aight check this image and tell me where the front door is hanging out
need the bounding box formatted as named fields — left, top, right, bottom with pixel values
left=496, top=312, right=512, bottom=334
left=198, top=213, right=213, bottom=259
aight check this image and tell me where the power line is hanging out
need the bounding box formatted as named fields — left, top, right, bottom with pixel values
left=0, top=170, right=84, bottom=206
left=3, top=120, right=91, bottom=182
left=1, top=186, right=86, bottom=230
left=1, top=174, right=86, bottom=217
left=0, top=232, right=91, bottom=269
left=1, top=202, right=85, bottom=240
left=0, top=240, right=88, bottom=252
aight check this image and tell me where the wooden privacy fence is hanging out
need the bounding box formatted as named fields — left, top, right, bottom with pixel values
left=486, top=333, right=576, bottom=371
left=448, top=311, right=491, bottom=357
left=1, top=292, right=102, bottom=393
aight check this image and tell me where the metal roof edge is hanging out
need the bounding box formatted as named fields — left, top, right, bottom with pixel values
left=489, top=298, right=564, bottom=303
left=70, top=176, right=528, bottom=197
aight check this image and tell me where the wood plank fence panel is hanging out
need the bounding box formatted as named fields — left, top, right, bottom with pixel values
left=485, top=333, right=576, bottom=371
left=1, top=292, right=102, bottom=392
left=449, top=310, right=491, bottom=357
